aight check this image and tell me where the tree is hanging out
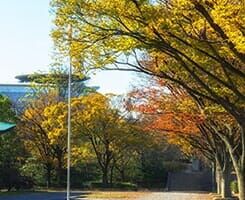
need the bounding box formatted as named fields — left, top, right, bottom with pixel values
left=0, top=94, right=16, bottom=122
left=18, top=69, right=97, bottom=186
left=0, top=132, right=28, bottom=191
left=19, top=92, right=61, bottom=187
left=110, top=124, right=151, bottom=185
left=27, top=68, right=96, bottom=99
left=0, top=95, right=27, bottom=191
left=127, top=79, right=235, bottom=197
left=71, top=93, right=144, bottom=186
left=51, top=1, right=245, bottom=198
left=42, top=101, right=68, bottom=185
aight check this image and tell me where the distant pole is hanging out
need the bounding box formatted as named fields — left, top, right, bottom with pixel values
left=67, top=25, right=72, bottom=200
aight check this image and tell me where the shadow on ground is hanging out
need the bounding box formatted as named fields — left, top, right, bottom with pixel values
left=0, top=191, right=91, bottom=200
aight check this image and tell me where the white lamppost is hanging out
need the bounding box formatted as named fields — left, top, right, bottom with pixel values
left=67, top=25, right=72, bottom=200
left=67, top=62, right=72, bottom=200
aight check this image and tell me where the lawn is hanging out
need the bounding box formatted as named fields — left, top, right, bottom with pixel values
left=86, top=191, right=148, bottom=199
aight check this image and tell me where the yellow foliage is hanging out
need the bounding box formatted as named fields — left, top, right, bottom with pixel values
left=51, top=0, right=245, bottom=114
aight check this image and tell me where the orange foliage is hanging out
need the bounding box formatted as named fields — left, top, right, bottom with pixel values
left=147, top=113, right=202, bottom=135
left=127, top=78, right=206, bottom=154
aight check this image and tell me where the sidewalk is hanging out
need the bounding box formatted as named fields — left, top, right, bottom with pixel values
left=137, top=192, right=211, bottom=200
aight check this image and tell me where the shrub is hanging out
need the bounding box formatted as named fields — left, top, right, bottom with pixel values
left=0, top=167, right=34, bottom=191
left=90, top=182, right=138, bottom=190
left=113, top=182, right=138, bottom=190
left=230, top=180, right=238, bottom=194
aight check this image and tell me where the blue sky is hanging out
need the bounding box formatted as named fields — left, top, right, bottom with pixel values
left=0, top=0, right=135, bottom=94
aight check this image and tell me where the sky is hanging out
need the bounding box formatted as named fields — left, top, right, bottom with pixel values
left=0, top=0, right=135, bottom=94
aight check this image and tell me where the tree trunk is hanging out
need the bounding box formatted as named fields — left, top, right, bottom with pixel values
left=110, top=165, right=114, bottom=186
left=46, top=164, right=52, bottom=188
left=102, top=169, right=109, bottom=186
left=212, top=163, right=215, bottom=192
left=220, top=163, right=232, bottom=198
left=120, top=169, right=125, bottom=182
left=216, top=163, right=222, bottom=195
left=222, top=123, right=245, bottom=200
left=237, top=172, right=245, bottom=200
left=228, top=158, right=245, bottom=200
left=57, top=155, right=63, bottom=186
left=237, top=123, right=245, bottom=200
left=215, top=155, right=232, bottom=198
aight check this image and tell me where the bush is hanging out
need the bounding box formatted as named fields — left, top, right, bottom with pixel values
left=14, top=176, right=35, bottom=190
left=90, top=182, right=138, bottom=190
left=230, top=180, right=238, bottom=194
left=113, top=182, right=138, bottom=190
left=20, top=158, right=47, bottom=186
left=0, top=167, right=34, bottom=191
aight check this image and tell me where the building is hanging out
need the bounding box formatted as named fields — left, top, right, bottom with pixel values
left=0, top=74, right=98, bottom=112
left=0, top=83, right=32, bottom=112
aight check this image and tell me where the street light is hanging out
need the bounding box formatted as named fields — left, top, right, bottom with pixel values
left=67, top=25, right=72, bottom=200
left=67, top=61, right=72, bottom=200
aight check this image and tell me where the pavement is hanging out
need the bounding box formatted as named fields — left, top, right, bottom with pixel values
left=137, top=192, right=211, bottom=200
left=0, top=191, right=88, bottom=200
left=0, top=191, right=211, bottom=200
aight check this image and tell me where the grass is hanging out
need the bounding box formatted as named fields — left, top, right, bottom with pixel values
left=86, top=191, right=148, bottom=199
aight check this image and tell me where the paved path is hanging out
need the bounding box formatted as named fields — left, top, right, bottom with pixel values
left=0, top=191, right=211, bottom=200
left=0, top=191, right=86, bottom=200
left=137, top=192, right=211, bottom=200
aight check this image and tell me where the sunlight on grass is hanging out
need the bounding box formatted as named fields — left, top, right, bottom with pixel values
left=86, top=191, right=147, bottom=199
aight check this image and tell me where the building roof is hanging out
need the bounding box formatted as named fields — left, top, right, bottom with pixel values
left=0, top=122, right=16, bottom=133
left=15, top=74, right=89, bottom=83
left=0, top=83, right=31, bottom=87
